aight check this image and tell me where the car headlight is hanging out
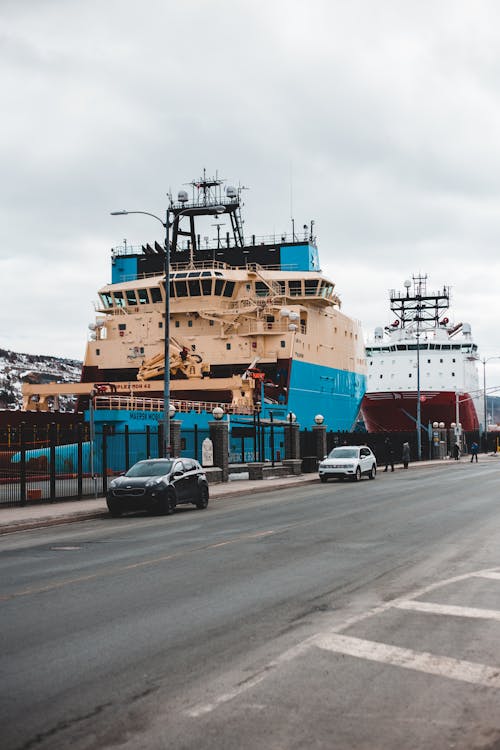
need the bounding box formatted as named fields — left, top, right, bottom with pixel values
left=146, top=477, right=164, bottom=488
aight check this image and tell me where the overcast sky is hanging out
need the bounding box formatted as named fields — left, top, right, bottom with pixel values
left=2, top=0, right=500, bottom=388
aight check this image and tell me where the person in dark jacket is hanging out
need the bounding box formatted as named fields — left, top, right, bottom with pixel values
left=453, top=442, right=460, bottom=460
left=402, top=442, right=410, bottom=469
left=384, top=437, right=394, bottom=472
left=470, top=441, right=479, bottom=462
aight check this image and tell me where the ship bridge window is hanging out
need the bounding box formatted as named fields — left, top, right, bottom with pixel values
left=305, top=280, right=319, bottom=296
left=188, top=272, right=200, bottom=278
left=442, top=344, right=451, bottom=350
left=223, top=281, right=235, bottom=298
left=201, top=271, right=212, bottom=277
left=175, top=272, right=187, bottom=278
left=113, top=291, right=125, bottom=308
left=151, top=287, right=162, bottom=303
left=452, top=345, right=460, bottom=350
left=137, top=289, right=149, bottom=305
left=288, top=280, right=302, bottom=296
left=396, top=345, right=407, bottom=351
left=201, top=279, right=212, bottom=295
left=100, top=292, right=113, bottom=308
left=126, top=289, right=137, bottom=305
left=214, top=279, right=224, bottom=295
left=188, top=280, right=201, bottom=296
left=174, top=281, right=188, bottom=297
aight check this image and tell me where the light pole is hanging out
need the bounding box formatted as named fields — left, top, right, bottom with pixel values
left=111, top=208, right=172, bottom=457
left=111, top=203, right=225, bottom=457
left=480, top=356, right=500, bottom=445
left=415, top=301, right=422, bottom=461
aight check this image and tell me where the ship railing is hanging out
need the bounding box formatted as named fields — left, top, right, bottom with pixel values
left=111, top=232, right=317, bottom=258
left=93, top=395, right=255, bottom=415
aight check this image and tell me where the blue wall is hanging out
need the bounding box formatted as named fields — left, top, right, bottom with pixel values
left=280, top=243, right=320, bottom=272
left=112, top=256, right=138, bottom=283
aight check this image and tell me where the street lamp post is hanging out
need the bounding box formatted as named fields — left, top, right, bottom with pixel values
left=480, top=356, right=500, bottom=446
left=111, top=208, right=172, bottom=457
left=415, top=301, right=422, bottom=462
left=111, top=203, right=225, bottom=457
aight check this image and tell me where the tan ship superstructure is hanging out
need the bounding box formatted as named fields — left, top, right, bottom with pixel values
left=23, top=173, right=366, bottom=429
left=81, top=262, right=364, bottom=407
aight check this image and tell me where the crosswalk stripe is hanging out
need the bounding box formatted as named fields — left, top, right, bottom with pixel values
left=314, top=633, right=500, bottom=688
left=394, top=600, right=500, bottom=621
left=473, top=571, right=500, bottom=581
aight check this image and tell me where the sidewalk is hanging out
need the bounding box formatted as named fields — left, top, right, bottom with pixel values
left=0, top=473, right=320, bottom=535
left=1, top=456, right=496, bottom=535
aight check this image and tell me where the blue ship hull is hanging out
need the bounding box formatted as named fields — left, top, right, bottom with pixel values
left=89, top=361, right=366, bottom=434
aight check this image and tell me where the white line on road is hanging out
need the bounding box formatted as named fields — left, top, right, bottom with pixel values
left=394, top=599, right=500, bottom=622
left=473, top=571, right=500, bottom=581
left=185, top=638, right=315, bottom=717
left=314, top=633, right=500, bottom=689
left=184, top=567, right=500, bottom=717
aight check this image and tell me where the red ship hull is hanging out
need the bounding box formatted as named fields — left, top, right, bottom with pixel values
left=361, top=390, right=479, bottom=433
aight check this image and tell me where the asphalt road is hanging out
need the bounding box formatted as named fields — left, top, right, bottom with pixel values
left=2, top=462, right=500, bottom=750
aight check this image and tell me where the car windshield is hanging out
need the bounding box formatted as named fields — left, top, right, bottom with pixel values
left=328, top=448, right=358, bottom=459
left=125, top=460, right=173, bottom=477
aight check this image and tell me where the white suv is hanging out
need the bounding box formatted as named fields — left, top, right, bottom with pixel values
left=319, top=446, right=377, bottom=482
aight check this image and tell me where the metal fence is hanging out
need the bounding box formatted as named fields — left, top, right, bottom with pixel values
left=1, top=421, right=498, bottom=507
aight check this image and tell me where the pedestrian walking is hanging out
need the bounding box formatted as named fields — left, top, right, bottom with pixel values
left=402, top=441, right=410, bottom=469
left=470, top=441, right=479, bottom=463
left=384, top=437, right=395, bottom=472
left=453, top=442, right=460, bottom=460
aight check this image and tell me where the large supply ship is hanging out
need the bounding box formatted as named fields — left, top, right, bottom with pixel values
left=361, top=275, right=480, bottom=432
left=23, top=173, right=366, bottom=430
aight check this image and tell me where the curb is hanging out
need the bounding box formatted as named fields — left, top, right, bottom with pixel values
left=1, top=458, right=495, bottom=535
left=0, top=476, right=321, bottom=535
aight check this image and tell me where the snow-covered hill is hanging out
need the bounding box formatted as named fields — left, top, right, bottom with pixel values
left=0, top=348, right=82, bottom=411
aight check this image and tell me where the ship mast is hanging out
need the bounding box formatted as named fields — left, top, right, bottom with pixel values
left=169, top=169, right=245, bottom=255
left=390, top=274, right=450, bottom=331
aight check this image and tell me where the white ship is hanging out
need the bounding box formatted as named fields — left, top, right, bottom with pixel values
left=362, top=275, right=480, bottom=432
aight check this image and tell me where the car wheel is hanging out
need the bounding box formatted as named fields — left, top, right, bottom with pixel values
left=353, top=466, right=361, bottom=482
left=159, top=489, right=176, bottom=515
left=196, top=485, right=209, bottom=509
left=368, top=464, right=376, bottom=479
left=320, top=475, right=328, bottom=483
left=107, top=501, right=122, bottom=518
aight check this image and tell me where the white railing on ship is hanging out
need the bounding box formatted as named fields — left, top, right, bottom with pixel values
left=93, top=395, right=255, bottom=415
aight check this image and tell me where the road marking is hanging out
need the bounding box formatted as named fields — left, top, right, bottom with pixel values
left=0, top=529, right=277, bottom=602
left=184, top=567, right=500, bottom=717
left=473, top=571, right=500, bottom=581
left=314, top=633, right=500, bottom=689
left=186, top=638, right=316, bottom=717
left=394, top=600, right=500, bottom=622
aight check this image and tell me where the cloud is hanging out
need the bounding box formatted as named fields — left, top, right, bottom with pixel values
left=0, top=0, right=499, bottom=390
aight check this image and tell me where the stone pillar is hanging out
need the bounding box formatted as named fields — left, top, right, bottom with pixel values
left=284, top=422, right=300, bottom=460
left=209, top=420, right=229, bottom=482
left=170, top=420, right=182, bottom=458
left=312, top=424, right=327, bottom=460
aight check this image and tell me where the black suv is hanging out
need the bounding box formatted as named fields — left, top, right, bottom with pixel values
left=106, top=458, right=209, bottom=517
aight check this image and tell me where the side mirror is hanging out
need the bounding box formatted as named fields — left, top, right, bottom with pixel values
left=173, top=471, right=183, bottom=478
left=323, top=455, right=327, bottom=460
